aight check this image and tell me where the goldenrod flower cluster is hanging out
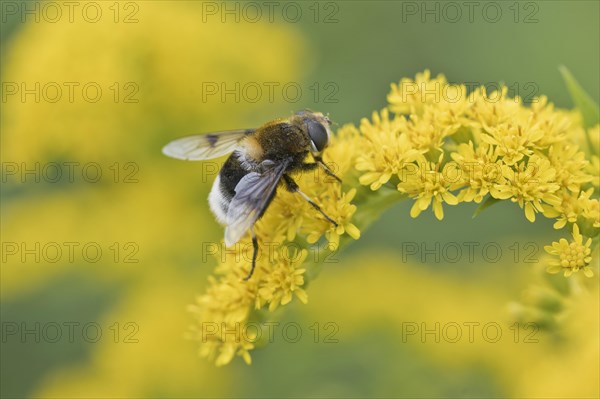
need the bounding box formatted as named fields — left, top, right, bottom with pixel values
left=190, top=70, right=599, bottom=365
left=359, top=70, right=598, bottom=272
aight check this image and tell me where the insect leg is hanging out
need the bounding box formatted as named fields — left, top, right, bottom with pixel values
left=282, top=175, right=338, bottom=227
left=243, top=228, right=259, bottom=281
left=300, top=160, right=341, bottom=183
left=299, top=162, right=319, bottom=171
left=313, top=155, right=342, bottom=183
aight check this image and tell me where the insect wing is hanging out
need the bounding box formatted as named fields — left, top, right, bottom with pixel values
left=162, top=129, right=254, bottom=161
left=224, top=160, right=289, bottom=246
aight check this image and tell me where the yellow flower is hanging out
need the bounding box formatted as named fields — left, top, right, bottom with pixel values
left=584, top=124, right=600, bottom=187
left=1, top=3, right=308, bottom=164
left=189, top=121, right=362, bottom=366
left=257, top=190, right=305, bottom=243
left=527, top=96, right=576, bottom=148
left=404, top=109, right=460, bottom=155
left=479, top=123, right=544, bottom=166
left=188, top=273, right=259, bottom=366
left=543, top=188, right=599, bottom=230
left=546, top=142, right=593, bottom=192
left=322, top=123, right=362, bottom=179
left=259, top=123, right=362, bottom=247
left=465, top=86, right=524, bottom=133
left=490, top=155, right=561, bottom=222
left=197, top=332, right=256, bottom=367
left=543, top=189, right=586, bottom=229
left=450, top=141, right=503, bottom=203
left=304, top=188, right=361, bottom=247
left=387, top=71, right=471, bottom=149
left=256, top=248, right=308, bottom=312
left=356, top=109, right=421, bottom=190
left=545, top=224, right=594, bottom=277
left=579, top=189, right=600, bottom=229
left=388, top=69, right=450, bottom=115
left=194, top=273, right=258, bottom=324
left=397, top=154, right=460, bottom=220
left=221, top=339, right=255, bottom=366
left=189, top=70, right=599, bottom=366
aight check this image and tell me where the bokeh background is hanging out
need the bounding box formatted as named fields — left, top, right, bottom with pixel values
left=1, top=1, right=599, bottom=398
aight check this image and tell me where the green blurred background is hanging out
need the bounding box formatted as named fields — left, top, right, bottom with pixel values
left=1, top=1, right=598, bottom=398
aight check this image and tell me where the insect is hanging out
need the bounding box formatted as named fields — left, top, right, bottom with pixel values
left=162, top=110, right=341, bottom=280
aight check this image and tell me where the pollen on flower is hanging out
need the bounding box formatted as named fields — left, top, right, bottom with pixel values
left=545, top=224, right=595, bottom=277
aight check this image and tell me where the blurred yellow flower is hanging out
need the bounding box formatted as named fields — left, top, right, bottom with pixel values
left=1, top=0, right=315, bottom=377
left=1, top=3, right=309, bottom=164
left=582, top=194, right=600, bottom=229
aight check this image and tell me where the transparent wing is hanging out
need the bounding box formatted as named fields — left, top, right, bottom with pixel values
left=224, top=159, right=289, bottom=247
left=162, top=129, right=254, bottom=161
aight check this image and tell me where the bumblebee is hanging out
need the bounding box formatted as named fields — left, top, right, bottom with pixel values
left=162, top=110, right=340, bottom=279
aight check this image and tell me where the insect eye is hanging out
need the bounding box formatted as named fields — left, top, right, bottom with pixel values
left=306, top=120, right=329, bottom=153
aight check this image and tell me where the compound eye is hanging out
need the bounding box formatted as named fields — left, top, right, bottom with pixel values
left=306, top=120, right=329, bottom=153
